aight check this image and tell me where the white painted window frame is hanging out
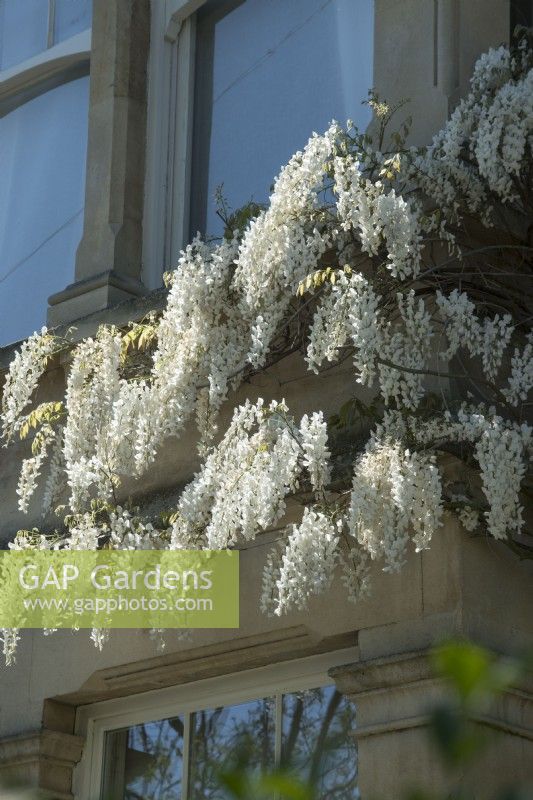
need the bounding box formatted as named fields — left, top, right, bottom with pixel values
left=73, top=645, right=358, bottom=800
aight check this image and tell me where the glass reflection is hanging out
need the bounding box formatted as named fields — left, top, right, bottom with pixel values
left=101, top=687, right=358, bottom=799
left=281, top=686, right=358, bottom=799
left=103, top=717, right=184, bottom=800
left=188, top=698, right=275, bottom=799
left=0, top=75, right=89, bottom=344
left=0, top=0, right=49, bottom=70
left=191, top=0, right=373, bottom=237
left=54, top=0, right=92, bottom=44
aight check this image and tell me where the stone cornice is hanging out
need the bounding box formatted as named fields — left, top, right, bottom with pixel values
left=329, top=649, right=533, bottom=742
left=51, top=626, right=357, bottom=707
left=0, top=730, right=84, bottom=800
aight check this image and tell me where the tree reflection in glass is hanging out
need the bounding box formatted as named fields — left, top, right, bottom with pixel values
left=187, top=698, right=275, bottom=799
left=103, top=717, right=184, bottom=800
left=101, top=686, right=357, bottom=799
left=281, top=686, right=358, bottom=799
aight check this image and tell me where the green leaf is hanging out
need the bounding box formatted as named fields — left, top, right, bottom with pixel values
left=432, top=641, right=523, bottom=708
left=19, top=402, right=64, bottom=441
left=218, top=770, right=249, bottom=798
left=257, top=773, right=313, bottom=799
left=432, top=641, right=493, bottom=702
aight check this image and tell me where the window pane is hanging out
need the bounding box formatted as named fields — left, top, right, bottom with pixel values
left=102, top=717, right=185, bottom=800
left=54, top=0, right=92, bottom=44
left=188, top=698, right=275, bottom=799
left=282, top=686, right=358, bottom=799
left=0, top=0, right=49, bottom=70
left=0, top=75, right=89, bottom=344
left=191, top=0, right=374, bottom=238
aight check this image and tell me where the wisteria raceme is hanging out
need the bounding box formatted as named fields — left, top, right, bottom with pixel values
left=299, top=411, right=331, bottom=493
left=170, top=400, right=333, bottom=551
left=339, top=544, right=372, bottom=604
left=0, top=628, right=20, bottom=667
left=308, top=277, right=433, bottom=409
left=1, top=327, right=56, bottom=441
left=349, top=441, right=443, bottom=573
left=305, top=271, right=361, bottom=370
left=0, top=40, right=532, bottom=664
left=475, top=422, right=531, bottom=540
left=154, top=234, right=246, bottom=424
left=65, top=513, right=101, bottom=550
left=334, top=153, right=423, bottom=279
left=413, top=40, right=533, bottom=224
left=90, top=628, right=110, bottom=652
left=474, top=64, right=533, bottom=201
left=262, top=509, right=340, bottom=616
left=436, top=290, right=513, bottom=381
left=17, top=425, right=56, bottom=513
left=62, top=329, right=123, bottom=511
left=233, top=127, right=337, bottom=368
left=233, top=127, right=338, bottom=312
left=457, top=506, right=479, bottom=533
left=503, top=333, right=533, bottom=405
left=412, top=45, right=511, bottom=222
left=375, top=408, right=532, bottom=542
left=376, top=291, right=433, bottom=409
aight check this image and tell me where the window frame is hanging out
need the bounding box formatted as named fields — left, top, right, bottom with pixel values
left=0, top=2, right=92, bottom=103
left=0, top=8, right=91, bottom=344
left=143, top=0, right=202, bottom=289
left=73, top=645, right=358, bottom=800
left=144, top=0, right=377, bottom=287
left=0, top=29, right=91, bottom=118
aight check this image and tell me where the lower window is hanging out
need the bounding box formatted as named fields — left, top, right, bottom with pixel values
left=101, top=685, right=357, bottom=799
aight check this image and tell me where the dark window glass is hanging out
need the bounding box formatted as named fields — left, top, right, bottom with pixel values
left=510, top=0, right=533, bottom=32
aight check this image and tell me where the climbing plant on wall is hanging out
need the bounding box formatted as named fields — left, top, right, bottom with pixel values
left=1, top=35, right=532, bottom=664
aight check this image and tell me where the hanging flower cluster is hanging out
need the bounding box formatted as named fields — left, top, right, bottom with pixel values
left=413, top=38, right=533, bottom=222
left=1, top=39, right=532, bottom=663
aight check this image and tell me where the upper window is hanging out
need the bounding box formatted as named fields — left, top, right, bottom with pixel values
left=190, top=0, right=374, bottom=238
left=0, top=0, right=91, bottom=71
left=101, top=685, right=357, bottom=799
left=143, top=0, right=374, bottom=285
left=0, top=0, right=91, bottom=345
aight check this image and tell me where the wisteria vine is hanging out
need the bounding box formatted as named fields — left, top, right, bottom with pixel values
left=1, top=38, right=532, bottom=665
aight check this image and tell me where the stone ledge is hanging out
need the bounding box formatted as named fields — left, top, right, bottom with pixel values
left=330, top=649, right=533, bottom=737
left=47, top=270, right=148, bottom=328
left=49, top=625, right=358, bottom=707
left=330, top=650, right=434, bottom=695
left=0, top=730, right=84, bottom=799
left=0, top=287, right=168, bottom=373
left=330, top=649, right=533, bottom=797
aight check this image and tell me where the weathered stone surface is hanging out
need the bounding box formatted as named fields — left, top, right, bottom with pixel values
left=331, top=651, right=533, bottom=798
left=0, top=730, right=84, bottom=799
left=48, top=0, right=150, bottom=326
